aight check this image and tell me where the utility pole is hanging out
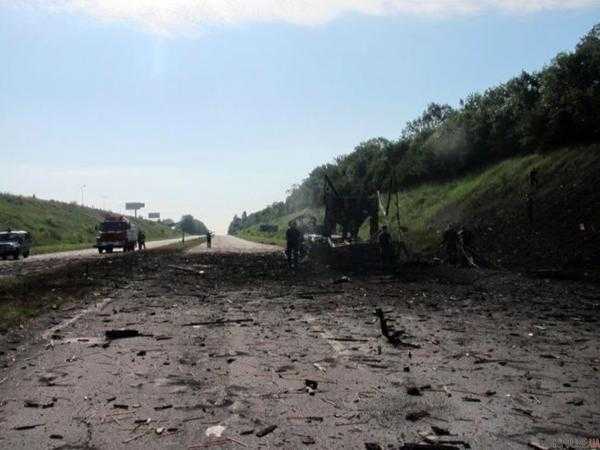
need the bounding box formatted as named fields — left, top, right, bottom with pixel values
left=81, top=185, right=86, bottom=207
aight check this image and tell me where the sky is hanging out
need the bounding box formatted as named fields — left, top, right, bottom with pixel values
left=1, top=1, right=599, bottom=233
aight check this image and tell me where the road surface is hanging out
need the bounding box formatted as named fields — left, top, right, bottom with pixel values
left=0, top=236, right=200, bottom=278
left=0, top=239, right=597, bottom=449
left=187, top=234, right=282, bottom=254
left=4, top=236, right=200, bottom=263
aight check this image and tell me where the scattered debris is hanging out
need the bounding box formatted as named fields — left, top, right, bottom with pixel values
left=313, top=363, right=327, bottom=372
left=105, top=329, right=145, bottom=340
left=399, top=444, right=461, bottom=450
left=256, top=424, right=277, bottom=437
left=205, top=425, right=226, bottom=438
left=305, top=379, right=319, bottom=395
left=333, top=276, right=351, bottom=284
left=365, top=444, right=383, bottom=450
left=302, top=436, right=316, bottom=445
left=154, top=404, right=173, bottom=411
left=406, top=410, right=430, bottom=422
left=406, top=385, right=422, bottom=396
left=24, top=399, right=55, bottom=408
left=168, top=265, right=206, bottom=275
left=155, top=335, right=173, bottom=341
left=528, top=441, right=549, bottom=450
left=182, top=318, right=254, bottom=327
left=13, top=423, right=45, bottom=431
left=431, top=426, right=452, bottom=436
left=375, top=308, right=421, bottom=348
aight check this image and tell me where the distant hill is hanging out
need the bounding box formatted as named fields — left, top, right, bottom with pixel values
left=0, top=194, right=179, bottom=253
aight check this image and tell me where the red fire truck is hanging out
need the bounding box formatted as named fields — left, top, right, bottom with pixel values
left=95, top=215, right=139, bottom=253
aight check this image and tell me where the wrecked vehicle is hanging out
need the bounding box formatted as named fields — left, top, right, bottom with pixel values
left=0, top=230, right=32, bottom=260
left=94, top=215, right=139, bottom=254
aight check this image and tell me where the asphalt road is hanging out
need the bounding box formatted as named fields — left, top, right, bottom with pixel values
left=0, top=236, right=200, bottom=264
left=0, top=236, right=201, bottom=278
left=187, top=235, right=282, bottom=254
left=0, top=238, right=598, bottom=449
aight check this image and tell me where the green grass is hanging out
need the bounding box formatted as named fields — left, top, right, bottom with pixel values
left=0, top=304, right=38, bottom=327
left=364, top=146, right=600, bottom=252
left=236, top=145, right=600, bottom=255
left=0, top=193, right=179, bottom=253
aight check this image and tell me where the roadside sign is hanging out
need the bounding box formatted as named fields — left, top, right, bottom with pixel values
left=126, top=202, right=145, bottom=210
left=148, top=212, right=160, bottom=219
left=125, top=202, right=145, bottom=218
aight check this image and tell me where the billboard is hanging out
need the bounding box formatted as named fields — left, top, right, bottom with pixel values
left=125, top=202, right=145, bottom=210
left=148, top=212, right=160, bottom=219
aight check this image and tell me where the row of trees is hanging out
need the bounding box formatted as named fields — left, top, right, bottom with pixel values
left=179, top=214, right=209, bottom=235
left=231, top=24, right=600, bottom=232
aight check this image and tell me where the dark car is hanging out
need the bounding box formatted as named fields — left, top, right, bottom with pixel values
left=0, top=231, right=32, bottom=260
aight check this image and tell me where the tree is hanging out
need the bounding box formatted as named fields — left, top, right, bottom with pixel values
left=179, top=215, right=209, bottom=236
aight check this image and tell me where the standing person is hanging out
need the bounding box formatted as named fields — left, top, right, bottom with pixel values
left=206, top=231, right=212, bottom=249
left=137, top=229, right=146, bottom=250
left=286, top=221, right=303, bottom=268
left=529, top=167, right=539, bottom=188
left=378, top=225, right=394, bottom=271
left=442, top=224, right=458, bottom=265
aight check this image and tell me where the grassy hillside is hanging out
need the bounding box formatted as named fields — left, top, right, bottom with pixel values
left=234, top=145, right=600, bottom=268
left=236, top=208, right=322, bottom=247
left=0, top=194, right=179, bottom=253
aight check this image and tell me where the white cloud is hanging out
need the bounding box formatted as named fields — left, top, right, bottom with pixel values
left=5, top=0, right=600, bottom=35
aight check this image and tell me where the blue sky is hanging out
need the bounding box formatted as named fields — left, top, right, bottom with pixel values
left=1, top=2, right=599, bottom=232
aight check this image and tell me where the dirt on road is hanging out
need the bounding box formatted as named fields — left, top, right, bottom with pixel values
left=0, top=236, right=200, bottom=279
left=0, top=237, right=598, bottom=450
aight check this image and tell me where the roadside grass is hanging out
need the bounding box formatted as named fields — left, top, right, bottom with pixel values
left=0, top=304, right=37, bottom=328
left=0, top=271, right=88, bottom=330
left=0, top=193, right=178, bottom=250
left=30, top=236, right=195, bottom=255
left=32, top=242, right=94, bottom=255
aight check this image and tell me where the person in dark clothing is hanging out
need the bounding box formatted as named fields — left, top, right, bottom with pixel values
left=206, top=231, right=212, bottom=249
left=442, top=224, right=458, bottom=265
left=529, top=167, right=539, bottom=188
left=526, top=193, right=534, bottom=224
left=378, top=226, right=394, bottom=271
left=137, top=230, right=146, bottom=250
left=286, top=221, right=303, bottom=268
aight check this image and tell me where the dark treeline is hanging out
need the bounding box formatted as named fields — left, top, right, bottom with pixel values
left=229, top=25, right=600, bottom=234
left=179, top=214, right=209, bottom=235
